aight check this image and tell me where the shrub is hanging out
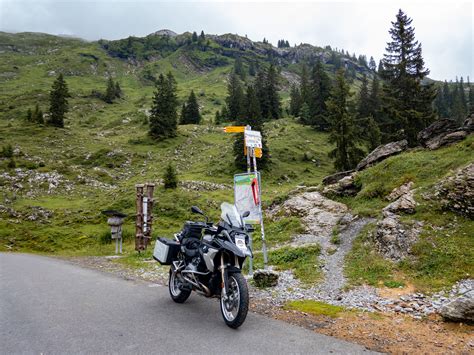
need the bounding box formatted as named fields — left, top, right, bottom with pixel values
left=163, top=163, right=178, bottom=189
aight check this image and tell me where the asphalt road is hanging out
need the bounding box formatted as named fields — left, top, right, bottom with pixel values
left=0, top=253, right=376, bottom=354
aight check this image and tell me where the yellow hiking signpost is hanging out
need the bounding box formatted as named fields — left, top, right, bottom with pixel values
left=223, top=125, right=268, bottom=274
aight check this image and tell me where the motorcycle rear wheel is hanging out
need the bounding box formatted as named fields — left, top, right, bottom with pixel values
left=169, top=268, right=191, bottom=303
left=220, top=273, right=249, bottom=329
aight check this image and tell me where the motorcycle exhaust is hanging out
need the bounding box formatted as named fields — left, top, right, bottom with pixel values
left=182, top=274, right=211, bottom=297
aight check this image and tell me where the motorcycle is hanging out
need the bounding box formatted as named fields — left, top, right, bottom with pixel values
left=153, top=202, right=253, bottom=329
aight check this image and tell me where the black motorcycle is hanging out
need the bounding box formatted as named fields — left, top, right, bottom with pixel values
left=153, top=202, right=253, bottom=329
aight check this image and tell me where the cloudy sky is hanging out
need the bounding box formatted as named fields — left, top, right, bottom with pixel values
left=0, top=0, right=472, bottom=81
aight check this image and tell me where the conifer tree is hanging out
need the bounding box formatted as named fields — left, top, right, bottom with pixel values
left=180, top=102, right=186, bottom=124
left=49, top=73, right=70, bottom=128
left=289, top=83, right=302, bottom=117
left=300, top=64, right=310, bottom=106
left=377, top=60, right=384, bottom=74
left=369, top=56, right=377, bottom=71
left=149, top=72, right=178, bottom=140
left=357, top=74, right=371, bottom=118
left=233, top=85, right=269, bottom=169
left=309, top=59, right=331, bottom=130
left=248, top=61, right=256, bottom=77
left=459, top=77, right=468, bottom=115
left=234, top=57, right=246, bottom=81
left=163, top=163, right=178, bottom=189
left=192, top=31, right=198, bottom=42
left=366, top=116, right=381, bottom=151
left=327, top=69, right=364, bottom=171
left=105, top=77, right=116, bottom=103
left=199, top=30, right=205, bottom=41
left=181, top=90, right=201, bottom=124
left=468, top=77, right=474, bottom=114
left=114, top=82, right=122, bottom=98
left=381, top=9, right=436, bottom=145
left=26, top=108, right=32, bottom=122
left=442, top=81, right=452, bottom=117
left=265, top=64, right=281, bottom=120
left=220, top=105, right=229, bottom=122
left=215, top=110, right=222, bottom=125
left=368, top=75, right=381, bottom=120
left=33, top=104, right=44, bottom=124
left=299, top=102, right=311, bottom=125
left=225, top=73, right=245, bottom=122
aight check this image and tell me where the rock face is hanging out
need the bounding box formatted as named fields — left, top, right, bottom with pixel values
left=418, top=115, right=473, bottom=150
left=439, top=290, right=474, bottom=323
left=322, top=174, right=360, bottom=197
left=373, top=214, right=422, bottom=261
left=322, top=170, right=354, bottom=185
left=253, top=269, right=279, bottom=288
left=383, top=190, right=417, bottom=214
left=435, top=163, right=474, bottom=218
left=356, top=140, right=408, bottom=171
left=269, top=191, right=348, bottom=239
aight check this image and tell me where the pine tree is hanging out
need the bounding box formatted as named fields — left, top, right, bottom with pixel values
left=221, top=105, right=229, bottom=122
left=326, top=69, right=365, bottom=171
left=26, top=108, right=32, bottom=122
left=459, top=77, right=468, bottom=116
left=105, top=77, right=116, bottom=103
left=214, top=110, right=222, bottom=125
left=199, top=30, right=205, bottom=41
left=234, top=57, right=246, bottom=81
left=299, top=102, right=311, bottom=125
left=225, top=73, right=245, bottom=122
left=289, top=83, right=302, bottom=117
left=381, top=9, right=436, bottom=146
left=369, top=56, right=377, bottom=71
left=442, top=81, right=452, bottom=117
left=163, top=163, right=178, bottom=189
left=468, top=77, right=474, bottom=114
left=300, top=64, right=310, bottom=106
left=357, top=74, right=371, bottom=118
left=377, top=60, right=384, bottom=74
left=48, top=73, right=70, bottom=128
left=114, top=82, right=122, bottom=98
left=265, top=64, right=281, bottom=119
left=368, top=75, right=381, bottom=120
left=149, top=72, right=178, bottom=140
left=33, top=104, right=44, bottom=124
left=179, top=102, right=186, bottom=124
left=451, top=81, right=465, bottom=125
left=192, top=31, right=198, bottom=42
left=181, top=90, right=201, bottom=124
left=366, top=116, right=381, bottom=151
left=309, top=59, right=332, bottom=130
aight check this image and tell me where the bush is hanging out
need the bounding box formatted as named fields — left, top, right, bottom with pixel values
left=1, top=144, right=13, bottom=158
left=7, top=158, right=16, bottom=169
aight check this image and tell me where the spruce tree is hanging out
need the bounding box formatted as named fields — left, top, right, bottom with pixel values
left=215, top=110, right=222, bottom=125
left=299, top=102, right=311, bottom=125
left=309, top=59, right=331, bottom=130
left=179, top=102, right=186, bottom=124
left=377, top=60, right=384, bottom=74
left=366, top=116, right=381, bottom=151
left=114, top=82, right=122, bottom=98
left=105, top=77, right=116, bottom=103
left=49, top=73, right=70, bottom=128
left=459, top=77, right=468, bottom=115
left=192, top=31, right=198, bottom=42
left=163, top=163, right=178, bottom=189
left=199, top=30, right=205, bottom=41
left=300, top=64, right=310, bottom=106
left=368, top=75, right=381, bottom=120
left=225, top=73, right=245, bottom=122
left=265, top=64, right=281, bottom=120
left=327, top=69, right=364, bottom=171
left=233, top=85, right=269, bottom=169
left=34, top=104, right=44, bottom=124
left=381, top=9, right=435, bottom=146
left=357, top=74, right=371, bottom=118
left=289, top=83, right=302, bottom=117
left=369, top=56, right=377, bottom=71
left=234, top=57, right=246, bottom=81
left=468, top=77, right=474, bottom=114
left=181, top=90, right=201, bottom=124
left=442, top=81, right=452, bottom=117
left=149, top=72, right=178, bottom=140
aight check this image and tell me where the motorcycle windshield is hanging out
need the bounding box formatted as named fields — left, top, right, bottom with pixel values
left=220, top=202, right=244, bottom=228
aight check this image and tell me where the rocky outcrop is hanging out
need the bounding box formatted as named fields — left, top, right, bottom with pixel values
left=439, top=289, right=474, bottom=323
left=434, top=163, right=474, bottom=218
left=418, top=115, right=473, bottom=150
left=253, top=269, right=279, bottom=288
left=373, top=214, right=422, bottom=261
left=356, top=140, right=408, bottom=171
left=383, top=190, right=417, bottom=215
left=322, top=170, right=354, bottom=185
left=322, top=174, right=360, bottom=197
left=268, top=191, right=348, bottom=239
left=386, top=181, right=414, bottom=201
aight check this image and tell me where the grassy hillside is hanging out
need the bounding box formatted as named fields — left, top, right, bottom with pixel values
left=0, top=31, right=472, bottom=293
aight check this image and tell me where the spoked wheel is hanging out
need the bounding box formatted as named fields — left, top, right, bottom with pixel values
left=168, top=268, right=191, bottom=303
left=220, top=273, right=249, bottom=329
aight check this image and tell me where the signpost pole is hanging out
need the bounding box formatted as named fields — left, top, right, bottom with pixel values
left=245, top=125, right=253, bottom=276
left=251, top=147, right=268, bottom=269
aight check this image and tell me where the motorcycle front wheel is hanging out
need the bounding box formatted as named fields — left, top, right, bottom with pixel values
left=169, top=268, right=191, bottom=303
left=220, top=273, right=249, bottom=329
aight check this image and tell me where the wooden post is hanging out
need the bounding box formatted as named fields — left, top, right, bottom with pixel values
left=144, top=183, right=155, bottom=248
left=135, top=184, right=144, bottom=252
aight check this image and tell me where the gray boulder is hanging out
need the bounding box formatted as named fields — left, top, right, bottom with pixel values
left=439, top=290, right=474, bottom=323
left=322, top=170, right=354, bottom=185
left=386, top=181, right=414, bottom=201
left=434, top=163, right=474, bottom=218
left=356, top=140, right=408, bottom=171
left=383, top=190, right=417, bottom=215
left=425, top=130, right=468, bottom=150
left=417, top=118, right=459, bottom=145
left=253, top=269, right=279, bottom=288
left=322, top=174, right=360, bottom=197
left=418, top=116, right=472, bottom=150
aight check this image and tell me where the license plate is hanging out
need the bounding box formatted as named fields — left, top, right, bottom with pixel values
left=235, top=235, right=247, bottom=252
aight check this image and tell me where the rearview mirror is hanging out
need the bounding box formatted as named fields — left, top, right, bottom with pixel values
left=242, top=211, right=250, bottom=218
left=191, top=206, right=204, bottom=215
